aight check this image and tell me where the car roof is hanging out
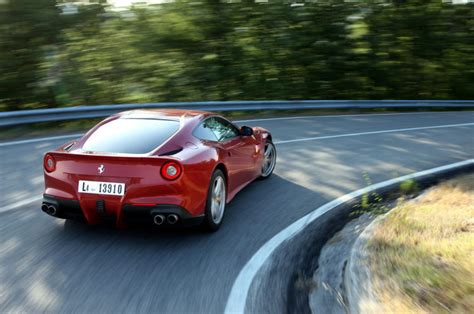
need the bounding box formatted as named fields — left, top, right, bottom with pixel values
left=116, top=109, right=214, bottom=121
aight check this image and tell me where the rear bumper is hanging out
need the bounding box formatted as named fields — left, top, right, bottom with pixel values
left=42, top=195, right=85, bottom=221
left=42, top=194, right=203, bottom=227
left=122, top=204, right=204, bottom=226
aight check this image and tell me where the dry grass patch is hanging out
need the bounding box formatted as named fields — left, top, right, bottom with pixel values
left=367, top=174, right=474, bottom=314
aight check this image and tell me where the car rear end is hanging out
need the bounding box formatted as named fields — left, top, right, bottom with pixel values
left=41, top=113, right=207, bottom=227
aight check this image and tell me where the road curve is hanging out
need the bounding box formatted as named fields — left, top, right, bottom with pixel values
left=1, top=112, right=473, bottom=313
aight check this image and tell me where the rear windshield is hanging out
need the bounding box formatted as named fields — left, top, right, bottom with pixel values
left=82, top=118, right=180, bottom=154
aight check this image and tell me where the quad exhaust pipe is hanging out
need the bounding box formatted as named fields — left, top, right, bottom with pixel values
left=167, top=214, right=179, bottom=225
left=41, top=203, right=57, bottom=216
left=153, top=214, right=179, bottom=225
left=48, top=205, right=57, bottom=216
left=153, top=214, right=165, bottom=225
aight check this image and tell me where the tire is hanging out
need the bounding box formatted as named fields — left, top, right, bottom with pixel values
left=259, top=141, right=277, bottom=180
left=202, top=169, right=227, bottom=232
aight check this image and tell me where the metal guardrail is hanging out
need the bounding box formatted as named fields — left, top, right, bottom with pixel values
left=1, top=100, right=474, bottom=127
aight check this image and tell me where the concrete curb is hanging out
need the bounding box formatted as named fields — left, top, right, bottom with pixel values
left=345, top=214, right=387, bottom=314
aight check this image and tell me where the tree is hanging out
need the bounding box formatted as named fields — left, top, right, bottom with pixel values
left=0, top=0, right=59, bottom=110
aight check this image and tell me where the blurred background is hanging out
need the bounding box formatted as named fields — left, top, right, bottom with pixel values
left=1, top=0, right=473, bottom=112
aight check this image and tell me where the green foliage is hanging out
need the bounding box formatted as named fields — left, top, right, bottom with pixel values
left=354, top=172, right=421, bottom=215
left=1, top=0, right=474, bottom=111
left=0, top=0, right=60, bottom=110
left=400, top=179, right=419, bottom=195
left=354, top=171, right=390, bottom=215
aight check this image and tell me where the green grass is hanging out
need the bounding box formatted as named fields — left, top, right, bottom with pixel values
left=367, top=174, right=474, bottom=313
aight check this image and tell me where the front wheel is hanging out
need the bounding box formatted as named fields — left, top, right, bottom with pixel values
left=260, top=141, right=276, bottom=179
left=202, top=169, right=227, bottom=232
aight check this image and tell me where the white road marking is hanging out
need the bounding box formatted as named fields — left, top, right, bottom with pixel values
left=274, top=122, right=474, bottom=144
left=1, top=120, right=473, bottom=212
left=235, top=111, right=473, bottom=123
left=1, top=111, right=472, bottom=147
left=224, top=159, right=474, bottom=314
left=0, top=133, right=83, bottom=147
left=0, top=195, right=43, bottom=213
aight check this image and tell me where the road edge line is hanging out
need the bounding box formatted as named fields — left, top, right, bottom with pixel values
left=0, top=195, right=43, bottom=214
left=1, top=111, right=471, bottom=147
left=224, top=159, right=474, bottom=314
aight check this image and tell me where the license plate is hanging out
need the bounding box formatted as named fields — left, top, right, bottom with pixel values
left=78, top=180, right=125, bottom=196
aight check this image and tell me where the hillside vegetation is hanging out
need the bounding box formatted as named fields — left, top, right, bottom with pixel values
left=1, top=0, right=474, bottom=111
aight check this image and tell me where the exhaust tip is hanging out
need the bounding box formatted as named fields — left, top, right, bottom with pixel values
left=47, top=205, right=57, bottom=216
left=153, top=214, right=165, bottom=225
left=41, top=203, right=49, bottom=213
left=167, top=214, right=179, bottom=225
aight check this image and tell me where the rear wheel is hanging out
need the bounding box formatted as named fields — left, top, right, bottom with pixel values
left=202, top=169, right=227, bottom=231
left=260, top=141, right=276, bottom=179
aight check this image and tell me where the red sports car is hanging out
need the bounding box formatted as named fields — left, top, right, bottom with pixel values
left=42, top=109, right=276, bottom=230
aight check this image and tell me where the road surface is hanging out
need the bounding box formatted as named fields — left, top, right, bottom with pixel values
left=0, top=111, right=473, bottom=313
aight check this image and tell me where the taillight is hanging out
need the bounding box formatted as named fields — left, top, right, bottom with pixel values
left=160, top=161, right=182, bottom=180
left=44, top=154, right=56, bottom=172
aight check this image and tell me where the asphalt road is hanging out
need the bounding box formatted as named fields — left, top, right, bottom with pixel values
left=0, top=112, right=473, bottom=313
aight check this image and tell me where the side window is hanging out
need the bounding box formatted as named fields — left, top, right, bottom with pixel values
left=207, top=117, right=240, bottom=142
left=193, top=121, right=218, bottom=141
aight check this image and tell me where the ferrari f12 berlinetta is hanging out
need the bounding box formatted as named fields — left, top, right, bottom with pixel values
left=42, top=109, right=276, bottom=231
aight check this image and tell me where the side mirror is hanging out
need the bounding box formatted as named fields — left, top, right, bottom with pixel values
left=240, top=126, right=254, bottom=137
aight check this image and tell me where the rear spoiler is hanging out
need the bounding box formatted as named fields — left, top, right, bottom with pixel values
left=46, top=151, right=180, bottom=163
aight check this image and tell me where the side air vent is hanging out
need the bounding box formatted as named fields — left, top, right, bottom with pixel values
left=160, top=148, right=183, bottom=156
left=64, top=142, right=75, bottom=152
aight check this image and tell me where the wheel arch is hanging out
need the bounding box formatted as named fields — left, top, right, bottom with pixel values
left=214, top=163, right=228, bottom=184
left=266, top=133, right=273, bottom=143
left=213, top=163, right=229, bottom=197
